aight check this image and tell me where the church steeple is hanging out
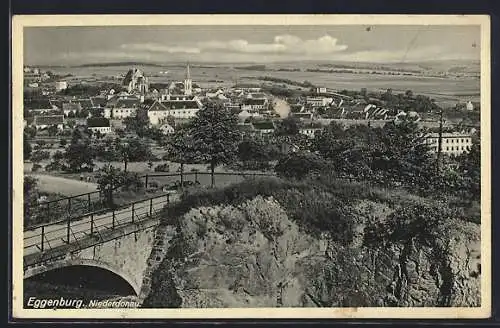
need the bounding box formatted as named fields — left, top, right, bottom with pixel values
left=184, top=62, right=192, bottom=96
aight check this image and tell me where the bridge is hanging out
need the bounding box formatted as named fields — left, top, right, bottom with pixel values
left=23, top=193, right=175, bottom=298
left=23, top=171, right=276, bottom=302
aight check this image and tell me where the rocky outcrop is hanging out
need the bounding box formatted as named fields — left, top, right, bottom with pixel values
left=145, top=195, right=481, bottom=308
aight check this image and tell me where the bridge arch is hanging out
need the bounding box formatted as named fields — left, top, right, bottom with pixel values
left=24, top=258, right=141, bottom=295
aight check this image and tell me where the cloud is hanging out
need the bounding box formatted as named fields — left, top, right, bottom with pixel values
left=120, top=43, right=200, bottom=54
left=118, top=34, right=348, bottom=57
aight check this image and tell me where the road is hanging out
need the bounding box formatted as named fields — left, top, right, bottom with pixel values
left=24, top=192, right=177, bottom=256
left=27, top=174, right=99, bottom=196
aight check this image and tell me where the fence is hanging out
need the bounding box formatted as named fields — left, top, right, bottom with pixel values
left=24, top=193, right=171, bottom=256
left=27, top=171, right=278, bottom=226
left=141, top=171, right=277, bottom=189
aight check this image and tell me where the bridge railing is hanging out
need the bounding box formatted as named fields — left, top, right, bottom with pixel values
left=23, top=193, right=172, bottom=255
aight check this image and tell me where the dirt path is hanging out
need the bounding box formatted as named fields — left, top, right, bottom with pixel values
left=28, top=174, right=98, bottom=196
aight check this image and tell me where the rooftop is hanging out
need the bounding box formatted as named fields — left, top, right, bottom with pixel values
left=243, top=98, right=267, bottom=106
left=252, top=121, right=275, bottom=130
left=161, top=100, right=202, bottom=110
left=87, top=117, right=111, bottom=128
left=62, top=102, right=82, bottom=111
left=148, top=100, right=168, bottom=112
left=34, top=115, right=64, bottom=126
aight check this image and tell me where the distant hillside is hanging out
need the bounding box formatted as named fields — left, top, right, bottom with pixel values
left=74, top=62, right=164, bottom=68
left=316, top=59, right=480, bottom=74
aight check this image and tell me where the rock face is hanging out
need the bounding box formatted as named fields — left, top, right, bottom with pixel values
left=144, top=195, right=481, bottom=308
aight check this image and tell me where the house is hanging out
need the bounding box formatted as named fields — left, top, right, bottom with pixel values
left=24, top=97, right=58, bottom=114
left=159, top=124, right=175, bottom=135
left=425, top=132, right=473, bottom=156
left=241, top=98, right=268, bottom=111
left=76, top=98, right=94, bottom=110
left=55, top=81, right=68, bottom=92
left=87, top=117, right=112, bottom=135
left=90, top=96, right=108, bottom=108
left=306, top=96, right=334, bottom=107
left=299, top=127, right=323, bottom=139
left=33, top=115, right=64, bottom=130
left=395, top=111, right=421, bottom=123
left=112, top=107, right=138, bottom=119
left=149, top=96, right=203, bottom=124
left=62, top=102, right=82, bottom=116
left=238, top=109, right=262, bottom=121
left=466, top=101, right=474, bottom=111
left=107, top=96, right=141, bottom=109
left=251, top=121, right=275, bottom=136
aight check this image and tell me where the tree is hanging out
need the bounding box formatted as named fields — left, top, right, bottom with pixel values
left=405, top=89, right=414, bottom=98
left=59, top=138, right=67, bottom=147
left=24, top=126, right=37, bottom=139
left=31, top=150, right=51, bottom=162
left=165, top=126, right=199, bottom=186
left=371, top=117, right=433, bottom=187
left=96, top=164, right=123, bottom=207
left=47, top=124, right=59, bottom=137
left=24, top=176, right=39, bottom=226
left=275, top=116, right=300, bottom=136
left=123, top=109, right=150, bottom=137
left=64, top=129, right=95, bottom=172
left=166, top=115, right=176, bottom=127
left=457, top=140, right=481, bottom=198
left=190, top=104, right=241, bottom=187
left=24, top=135, right=32, bottom=160
left=116, top=137, right=152, bottom=172
left=275, top=152, right=327, bottom=180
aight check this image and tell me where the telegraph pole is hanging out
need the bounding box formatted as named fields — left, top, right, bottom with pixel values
left=436, top=109, right=443, bottom=173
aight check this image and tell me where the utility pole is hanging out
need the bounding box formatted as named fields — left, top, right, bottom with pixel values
left=436, top=109, right=443, bottom=173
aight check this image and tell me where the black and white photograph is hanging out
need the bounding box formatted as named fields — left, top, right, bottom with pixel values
left=12, top=15, right=491, bottom=319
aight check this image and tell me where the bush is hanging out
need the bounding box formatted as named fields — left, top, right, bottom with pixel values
left=31, top=163, right=42, bottom=172
left=31, top=150, right=51, bottom=162
left=120, top=172, right=144, bottom=192
left=45, top=161, right=66, bottom=172
left=154, top=164, right=170, bottom=172
left=275, top=152, right=328, bottom=180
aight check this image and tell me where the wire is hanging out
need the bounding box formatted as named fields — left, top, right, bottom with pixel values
left=400, top=26, right=430, bottom=64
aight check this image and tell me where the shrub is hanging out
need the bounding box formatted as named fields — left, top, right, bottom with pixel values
left=31, top=150, right=51, bottom=162
left=154, top=164, right=170, bottom=172
left=275, top=152, right=327, bottom=180
left=120, top=172, right=144, bottom=192
left=31, top=163, right=42, bottom=172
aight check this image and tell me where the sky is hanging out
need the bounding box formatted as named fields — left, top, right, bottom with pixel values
left=23, top=25, right=481, bottom=65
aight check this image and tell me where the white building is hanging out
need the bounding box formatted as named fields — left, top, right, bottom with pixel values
left=55, top=81, right=68, bottom=92
left=112, top=107, right=137, bottom=119
left=87, top=117, right=112, bottom=135
left=466, top=101, right=474, bottom=111
left=306, top=96, right=334, bottom=107
left=241, top=98, right=268, bottom=111
left=159, top=124, right=175, bottom=135
left=148, top=96, right=203, bottom=125
left=33, top=115, right=64, bottom=130
left=299, top=127, right=322, bottom=139
left=425, top=132, right=473, bottom=156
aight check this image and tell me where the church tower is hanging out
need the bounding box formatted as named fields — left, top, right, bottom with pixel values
left=184, top=62, right=192, bottom=96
